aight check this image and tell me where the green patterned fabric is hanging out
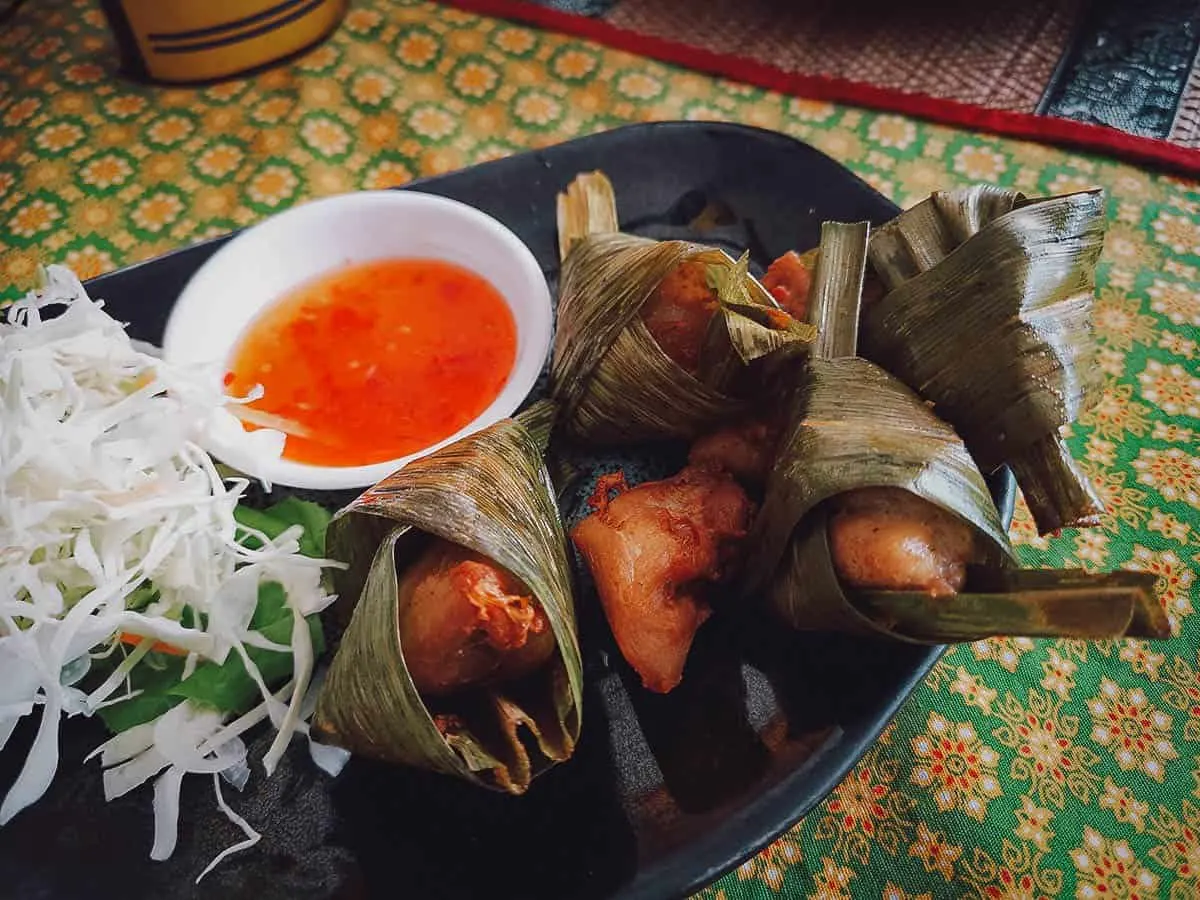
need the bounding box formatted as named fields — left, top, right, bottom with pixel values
left=1, top=1, right=1198, bottom=897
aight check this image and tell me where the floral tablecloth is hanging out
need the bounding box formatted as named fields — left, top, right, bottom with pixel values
left=2, top=1, right=1199, bottom=897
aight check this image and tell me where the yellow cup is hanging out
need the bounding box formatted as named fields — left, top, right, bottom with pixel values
left=100, top=0, right=349, bottom=84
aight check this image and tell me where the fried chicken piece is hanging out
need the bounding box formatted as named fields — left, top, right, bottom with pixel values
left=828, top=487, right=979, bottom=597
left=688, top=418, right=781, bottom=489
left=571, top=467, right=755, bottom=693
left=640, top=260, right=720, bottom=374
left=397, top=538, right=556, bottom=696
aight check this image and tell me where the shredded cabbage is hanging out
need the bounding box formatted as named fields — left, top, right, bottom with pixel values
left=0, top=266, right=342, bottom=874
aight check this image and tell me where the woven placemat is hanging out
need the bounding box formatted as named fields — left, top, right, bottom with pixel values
left=440, top=0, right=1200, bottom=172
left=606, top=0, right=1080, bottom=113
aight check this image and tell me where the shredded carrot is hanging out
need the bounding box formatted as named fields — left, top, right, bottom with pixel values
left=764, top=307, right=793, bottom=330
left=119, top=632, right=187, bottom=656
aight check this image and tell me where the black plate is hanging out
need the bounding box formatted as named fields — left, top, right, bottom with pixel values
left=0, top=122, right=1015, bottom=900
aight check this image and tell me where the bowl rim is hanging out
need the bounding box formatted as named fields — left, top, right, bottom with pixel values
left=161, top=189, right=553, bottom=491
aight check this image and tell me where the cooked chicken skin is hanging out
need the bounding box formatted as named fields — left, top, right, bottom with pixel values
left=688, top=418, right=780, bottom=489
left=571, top=467, right=755, bottom=693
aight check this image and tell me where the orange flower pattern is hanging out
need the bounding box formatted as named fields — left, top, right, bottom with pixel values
left=1100, top=778, right=1150, bottom=832
left=907, top=823, right=963, bottom=882
left=0, top=1, right=1198, bottom=898
left=734, top=834, right=802, bottom=892
left=1014, top=795, right=1057, bottom=852
left=1161, top=654, right=1200, bottom=743
left=1078, top=382, right=1150, bottom=440
left=993, top=690, right=1102, bottom=809
left=807, top=857, right=855, bottom=900
left=909, top=712, right=1002, bottom=821
left=1126, top=546, right=1195, bottom=631
left=1071, top=827, right=1159, bottom=900
left=972, top=636, right=1037, bottom=673
left=1147, top=800, right=1200, bottom=898
left=1041, top=648, right=1079, bottom=699
left=881, top=883, right=931, bottom=900
left=812, top=750, right=915, bottom=864
left=961, top=839, right=1065, bottom=900
left=1087, top=678, right=1178, bottom=781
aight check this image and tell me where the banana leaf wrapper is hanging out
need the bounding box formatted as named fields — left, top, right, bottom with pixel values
left=750, top=354, right=1018, bottom=640
left=746, top=221, right=1009, bottom=639
left=756, top=351, right=1171, bottom=642
left=862, top=185, right=1107, bottom=534
left=748, top=219, right=1167, bottom=643
left=551, top=171, right=815, bottom=445
left=855, top=568, right=1172, bottom=642
left=311, top=402, right=583, bottom=794
left=750, top=353, right=1169, bottom=642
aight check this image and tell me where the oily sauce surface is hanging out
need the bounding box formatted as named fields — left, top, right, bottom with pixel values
left=226, top=258, right=517, bottom=467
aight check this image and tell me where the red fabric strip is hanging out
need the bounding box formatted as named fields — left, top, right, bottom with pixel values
left=439, top=0, right=1200, bottom=176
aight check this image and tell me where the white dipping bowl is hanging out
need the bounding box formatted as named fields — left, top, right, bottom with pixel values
left=163, top=190, right=553, bottom=491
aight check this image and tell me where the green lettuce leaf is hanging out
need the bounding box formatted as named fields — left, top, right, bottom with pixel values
left=95, top=655, right=186, bottom=733
left=234, top=497, right=331, bottom=558
left=94, top=499, right=332, bottom=733
left=169, top=581, right=325, bottom=713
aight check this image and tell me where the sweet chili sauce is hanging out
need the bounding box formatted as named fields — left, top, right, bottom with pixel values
left=225, top=258, right=517, bottom=467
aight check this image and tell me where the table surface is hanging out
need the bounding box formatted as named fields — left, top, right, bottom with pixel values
left=1, top=1, right=1199, bottom=898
